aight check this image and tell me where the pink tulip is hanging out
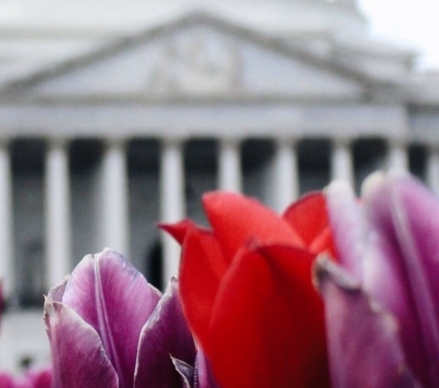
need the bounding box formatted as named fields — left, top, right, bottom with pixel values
left=321, top=172, right=439, bottom=387
left=44, top=249, right=201, bottom=388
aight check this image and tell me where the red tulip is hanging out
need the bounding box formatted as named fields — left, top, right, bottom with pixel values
left=162, top=191, right=335, bottom=388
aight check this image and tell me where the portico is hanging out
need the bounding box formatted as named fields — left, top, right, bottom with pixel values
left=0, top=128, right=422, bottom=301
left=0, top=11, right=429, bottom=298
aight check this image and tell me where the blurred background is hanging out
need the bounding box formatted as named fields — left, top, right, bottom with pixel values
left=0, top=0, right=438, bottom=373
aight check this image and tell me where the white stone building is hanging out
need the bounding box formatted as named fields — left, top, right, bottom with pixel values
left=0, top=0, right=439, bottom=372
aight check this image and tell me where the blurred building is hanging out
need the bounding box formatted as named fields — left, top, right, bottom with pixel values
left=1, top=0, right=439, bottom=371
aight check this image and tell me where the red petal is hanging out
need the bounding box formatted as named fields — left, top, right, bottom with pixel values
left=159, top=219, right=197, bottom=244
left=203, top=192, right=303, bottom=262
left=310, top=226, right=337, bottom=259
left=207, top=244, right=329, bottom=388
left=179, top=226, right=228, bottom=350
left=283, top=192, right=335, bottom=257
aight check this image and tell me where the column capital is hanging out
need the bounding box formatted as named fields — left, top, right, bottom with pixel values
left=426, top=142, right=439, bottom=153
left=47, top=137, right=70, bottom=148
left=332, top=137, right=353, bottom=148
left=274, top=136, right=298, bottom=148
left=219, top=137, right=242, bottom=147
left=161, top=137, right=185, bottom=148
left=0, top=137, right=12, bottom=148
left=387, top=136, right=409, bottom=148
left=104, top=137, right=128, bottom=149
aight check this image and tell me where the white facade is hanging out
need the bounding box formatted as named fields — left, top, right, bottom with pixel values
left=0, top=0, right=439, bottom=373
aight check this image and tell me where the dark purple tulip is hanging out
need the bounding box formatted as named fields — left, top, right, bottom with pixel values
left=193, top=350, right=220, bottom=388
left=44, top=249, right=197, bottom=388
left=170, top=350, right=220, bottom=388
left=322, top=172, right=439, bottom=388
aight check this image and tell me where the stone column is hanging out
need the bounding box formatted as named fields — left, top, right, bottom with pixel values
left=388, top=140, right=408, bottom=172
left=218, top=138, right=242, bottom=192
left=427, top=145, right=439, bottom=195
left=0, top=140, right=13, bottom=297
left=45, top=139, right=71, bottom=288
left=100, top=139, right=130, bottom=257
left=160, top=139, right=185, bottom=284
left=331, top=138, right=354, bottom=187
left=272, top=139, right=299, bottom=212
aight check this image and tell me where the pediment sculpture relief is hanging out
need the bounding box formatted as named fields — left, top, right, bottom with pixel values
left=147, top=33, right=242, bottom=95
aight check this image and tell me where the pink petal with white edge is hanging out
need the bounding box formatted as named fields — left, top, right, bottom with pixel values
left=316, top=258, right=419, bottom=388
left=60, top=249, right=162, bottom=388
left=363, top=173, right=439, bottom=387
left=44, top=298, right=118, bottom=388
left=325, top=181, right=364, bottom=281
left=134, top=278, right=196, bottom=388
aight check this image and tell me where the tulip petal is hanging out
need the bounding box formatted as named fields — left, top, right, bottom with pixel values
left=316, top=258, right=419, bottom=388
left=207, top=244, right=328, bottom=388
left=60, top=249, right=162, bottom=388
left=0, top=373, right=17, bottom=388
left=44, top=299, right=118, bottom=388
left=178, top=227, right=227, bottom=349
left=202, top=192, right=303, bottom=262
left=326, top=181, right=365, bottom=280
left=171, top=357, right=193, bottom=388
left=363, top=173, right=439, bottom=386
left=159, top=219, right=198, bottom=245
left=282, top=192, right=335, bottom=256
left=27, top=366, right=52, bottom=388
left=47, top=277, right=68, bottom=303
left=194, top=350, right=219, bottom=388
left=134, top=278, right=196, bottom=388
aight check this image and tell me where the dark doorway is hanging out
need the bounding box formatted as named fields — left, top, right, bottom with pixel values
left=145, top=239, right=163, bottom=291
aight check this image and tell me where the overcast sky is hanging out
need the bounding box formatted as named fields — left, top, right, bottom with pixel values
left=358, top=0, right=439, bottom=70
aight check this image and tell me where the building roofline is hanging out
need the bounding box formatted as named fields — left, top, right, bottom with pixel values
left=0, top=10, right=399, bottom=101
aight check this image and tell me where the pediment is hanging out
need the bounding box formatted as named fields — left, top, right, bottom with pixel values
left=17, top=13, right=366, bottom=101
